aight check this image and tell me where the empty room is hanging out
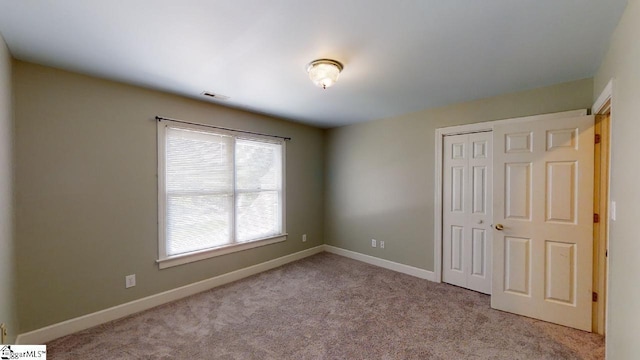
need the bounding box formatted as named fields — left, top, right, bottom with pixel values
left=0, top=1, right=639, bottom=359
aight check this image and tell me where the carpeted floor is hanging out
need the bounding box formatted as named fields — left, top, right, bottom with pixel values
left=46, top=253, right=604, bottom=359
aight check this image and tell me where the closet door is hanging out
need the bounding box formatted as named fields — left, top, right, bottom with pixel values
left=443, top=132, right=493, bottom=294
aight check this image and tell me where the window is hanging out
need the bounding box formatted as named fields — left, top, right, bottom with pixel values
left=157, top=120, right=286, bottom=268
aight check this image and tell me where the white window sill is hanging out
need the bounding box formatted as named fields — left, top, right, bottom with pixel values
left=157, top=234, right=288, bottom=269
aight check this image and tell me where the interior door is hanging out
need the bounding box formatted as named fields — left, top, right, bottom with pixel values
left=443, top=132, right=493, bottom=294
left=491, top=115, right=594, bottom=331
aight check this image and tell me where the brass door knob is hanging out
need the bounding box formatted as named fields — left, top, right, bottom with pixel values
left=495, top=224, right=504, bottom=231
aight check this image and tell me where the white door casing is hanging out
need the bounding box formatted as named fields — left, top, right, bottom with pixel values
left=491, top=115, right=594, bottom=331
left=443, top=132, right=493, bottom=294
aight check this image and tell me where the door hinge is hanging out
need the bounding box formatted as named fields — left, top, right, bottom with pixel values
left=594, top=213, right=600, bottom=223
left=595, top=134, right=601, bottom=144
left=592, top=292, right=598, bottom=302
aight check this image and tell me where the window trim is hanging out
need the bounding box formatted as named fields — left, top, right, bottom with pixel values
left=156, top=234, right=287, bottom=269
left=157, top=120, right=287, bottom=269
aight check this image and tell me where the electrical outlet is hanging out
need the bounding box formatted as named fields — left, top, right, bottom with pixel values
left=302, top=234, right=307, bottom=242
left=380, top=241, right=385, bottom=249
left=371, top=239, right=377, bottom=248
left=125, top=274, right=136, bottom=288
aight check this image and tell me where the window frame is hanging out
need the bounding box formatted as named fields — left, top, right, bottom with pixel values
left=157, top=120, right=287, bottom=269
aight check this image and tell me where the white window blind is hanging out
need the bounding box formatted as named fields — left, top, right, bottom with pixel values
left=235, top=139, right=283, bottom=242
left=158, top=121, right=285, bottom=267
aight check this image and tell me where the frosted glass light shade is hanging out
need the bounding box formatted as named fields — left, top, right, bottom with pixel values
left=306, top=59, right=343, bottom=89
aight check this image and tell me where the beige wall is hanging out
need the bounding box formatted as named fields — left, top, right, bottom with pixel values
left=8, top=12, right=631, bottom=342
left=13, top=61, right=325, bottom=333
left=325, top=78, right=593, bottom=270
left=0, top=34, right=17, bottom=343
left=594, top=0, right=640, bottom=357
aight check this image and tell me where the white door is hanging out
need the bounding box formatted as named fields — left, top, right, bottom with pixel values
left=491, top=115, right=594, bottom=331
left=443, top=132, right=493, bottom=294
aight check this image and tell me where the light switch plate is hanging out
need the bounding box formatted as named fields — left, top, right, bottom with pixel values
left=610, top=201, right=616, bottom=221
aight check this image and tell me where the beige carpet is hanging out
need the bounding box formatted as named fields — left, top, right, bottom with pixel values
left=46, top=253, right=604, bottom=359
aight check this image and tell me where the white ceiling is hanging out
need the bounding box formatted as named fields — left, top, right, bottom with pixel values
left=0, top=1, right=628, bottom=128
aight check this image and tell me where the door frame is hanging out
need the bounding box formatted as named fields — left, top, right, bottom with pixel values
left=433, top=109, right=588, bottom=284
left=592, top=79, right=613, bottom=335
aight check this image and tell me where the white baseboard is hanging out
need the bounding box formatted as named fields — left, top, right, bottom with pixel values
left=324, top=245, right=436, bottom=282
left=16, top=244, right=434, bottom=344
left=16, top=245, right=325, bottom=345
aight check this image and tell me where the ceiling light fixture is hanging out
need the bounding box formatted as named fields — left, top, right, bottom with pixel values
left=306, top=59, right=344, bottom=89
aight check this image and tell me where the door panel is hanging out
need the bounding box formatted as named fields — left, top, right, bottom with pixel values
left=505, top=132, right=533, bottom=153
left=451, top=226, right=464, bottom=271
left=546, top=162, right=576, bottom=223
left=451, top=166, right=465, bottom=212
left=472, top=166, right=486, bottom=213
left=504, top=236, right=531, bottom=295
left=443, top=132, right=492, bottom=294
left=492, top=115, right=594, bottom=331
left=471, top=228, right=486, bottom=276
left=545, top=241, right=575, bottom=304
left=505, top=163, right=532, bottom=220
